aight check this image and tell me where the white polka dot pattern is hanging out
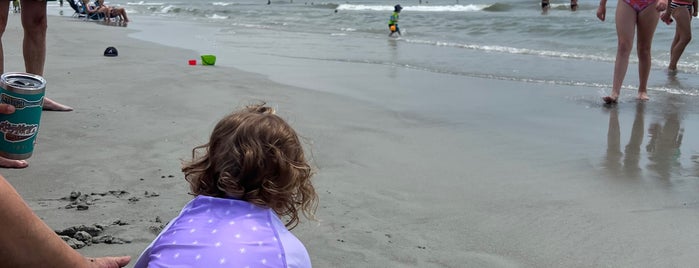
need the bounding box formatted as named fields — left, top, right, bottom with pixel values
left=133, top=195, right=312, bottom=268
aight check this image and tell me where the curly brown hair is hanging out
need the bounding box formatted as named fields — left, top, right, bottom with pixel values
left=182, top=104, right=317, bottom=229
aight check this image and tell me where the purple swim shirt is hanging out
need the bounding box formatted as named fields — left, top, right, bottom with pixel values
left=134, top=195, right=312, bottom=268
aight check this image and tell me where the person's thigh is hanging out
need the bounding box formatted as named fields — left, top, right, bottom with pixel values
left=20, top=0, right=47, bottom=28
left=673, top=7, right=692, bottom=36
left=0, top=1, right=10, bottom=32
left=636, top=2, right=660, bottom=47
left=616, top=0, right=639, bottom=46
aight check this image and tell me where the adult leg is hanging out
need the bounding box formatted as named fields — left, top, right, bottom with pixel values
left=0, top=1, right=28, bottom=169
left=636, top=3, right=661, bottom=101
left=21, top=0, right=73, bottom=111
left=0, top=175, right=132, bottom=267
left=113, top=7, right=128, bottom=22
left=668, top=6, right=692, bottom=71
left=0, top=0, right=9, bottom=72
left=99, top=6, right=109, bottom=21
left=605, top=0, right=638, bottom=103
left=120, top=8, right=128, bottom=22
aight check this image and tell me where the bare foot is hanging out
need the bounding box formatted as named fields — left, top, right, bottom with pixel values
left=0, top=157, right=28, bottom=169
left=638, top=92, right=650, bottom=101
left=42, top=97, right=73, bottom=111
left=603, top=96, right=618, bottom=104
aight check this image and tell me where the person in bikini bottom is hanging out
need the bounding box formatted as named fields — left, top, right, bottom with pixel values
left=623, top=0, right=659, bottom=12
left=597, top=0, right=667, bottom=104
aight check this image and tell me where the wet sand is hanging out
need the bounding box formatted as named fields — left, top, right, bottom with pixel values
left=3, top=12, right=699, bottom=268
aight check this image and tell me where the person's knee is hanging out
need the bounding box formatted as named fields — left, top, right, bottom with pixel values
left=636, top=46, right=652, bottom=59
left=681, top=27, right=692, bottom=41
left=24, top=24, right=47, bottom=37
left=22, top=18, right=47, bottom=36
left=617, top=40, right=634, bottom=54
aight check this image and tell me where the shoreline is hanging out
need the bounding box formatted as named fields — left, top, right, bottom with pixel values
left=4, top=9, right=699, bottom=268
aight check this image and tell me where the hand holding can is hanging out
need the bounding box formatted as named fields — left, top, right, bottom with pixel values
left=0, top=73, right=46, bottom=160
left=0, top=103, right=16, bottom=115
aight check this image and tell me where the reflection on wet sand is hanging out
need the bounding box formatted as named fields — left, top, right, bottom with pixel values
left=604, top=106, right=622, bottom=174
left=624, top=103, right=644, bottom=176
left=604, top=102, right=645, bottom=178
left=646, top=95, right=684, bottom=180
left=604, top=95, right=686, bottom=180
left=387, top=38, right=398, bottom=79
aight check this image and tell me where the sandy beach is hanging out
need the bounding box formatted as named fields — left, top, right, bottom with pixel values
left=3, top=9, right=699, bottom=268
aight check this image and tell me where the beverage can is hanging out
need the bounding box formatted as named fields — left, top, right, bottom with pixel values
left=0, top=72, right=46, bottom=160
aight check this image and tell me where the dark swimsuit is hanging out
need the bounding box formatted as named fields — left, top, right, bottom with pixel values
left=670, top=1, right=693, bottom=12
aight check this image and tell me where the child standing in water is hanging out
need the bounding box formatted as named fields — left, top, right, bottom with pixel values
left=389, top=4, right=402, bottom=37
left=134, top=103, right=318, bottom=268
left=661, top=0, right=697, bottom=73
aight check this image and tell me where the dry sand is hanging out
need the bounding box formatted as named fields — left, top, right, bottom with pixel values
left=3, top=12, right=699, bottom=268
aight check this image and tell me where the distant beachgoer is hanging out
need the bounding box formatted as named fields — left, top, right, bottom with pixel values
left=597, top=0, right=668, bottom=104
left=96, top=0, right=129, bottom=22
left=541, top=0, right=551, bottom=14
left=81, top=0, right=104, bottom=17
left=542, top=0, right=550, bottom=9
left=661, top=0, right=697, bottom=72
left=389, top=4, right=402, bottom=37
left=134, top=103, right=318, bottom=268
left=542, top=0, right=579, bottom=12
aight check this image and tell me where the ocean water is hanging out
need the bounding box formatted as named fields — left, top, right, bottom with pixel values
left=52, top=0, right=699, bottom=98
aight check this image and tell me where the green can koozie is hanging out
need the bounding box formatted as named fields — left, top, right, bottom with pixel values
left=0, top=72, right=46, bottom=160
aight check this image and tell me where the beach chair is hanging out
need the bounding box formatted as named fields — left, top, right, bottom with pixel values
left=68, top=0, right=86, bottom=18
left=69, top=0, right=104, bottom=21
